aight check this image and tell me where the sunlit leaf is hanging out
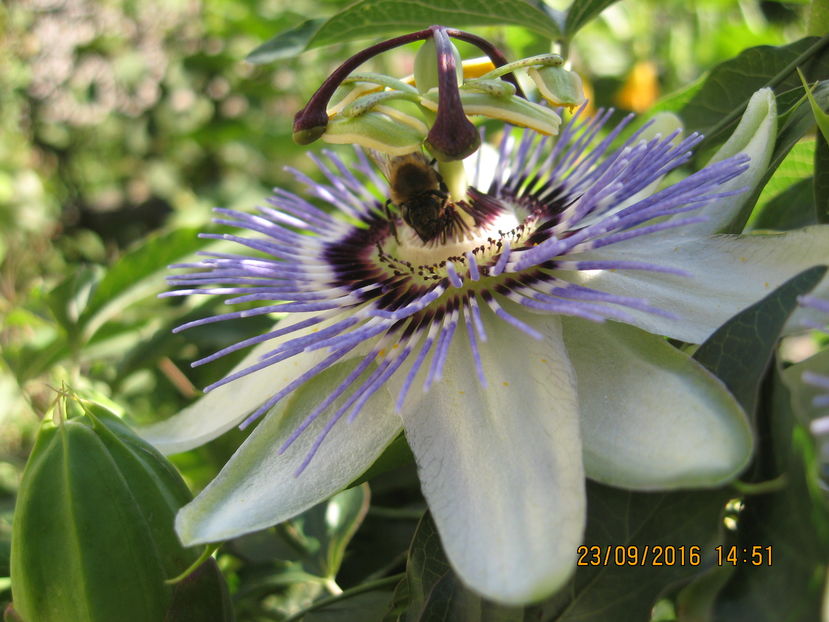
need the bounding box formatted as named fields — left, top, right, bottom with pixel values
left=754, top=139, right=815, bottom=219
left=751, top=178, right=818, bottom=231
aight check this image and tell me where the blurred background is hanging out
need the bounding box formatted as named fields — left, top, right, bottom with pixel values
left=0, top=0, right=812, bottom=615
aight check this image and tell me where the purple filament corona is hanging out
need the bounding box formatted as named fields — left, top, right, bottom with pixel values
left=164, top=108, right=751, bottom=473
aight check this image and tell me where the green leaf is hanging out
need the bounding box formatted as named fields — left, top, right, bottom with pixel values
left=712, top=365, right=829, bottom=621
left=799, top=71, right=829, bottom=143
left=249, top=0, right=563, bottom=62
left=680, top=35, right=829, bottom=145
left=405, top=513, right=528, bottom=621
left=78, top=228, right=207, bottom=343
left=541, top=483, right=733, bottom=622
left=563, top=0, right=619, bottom=37
left=304, top=591, right=394, bottom=622
left=693, top=265, right=828, bottom=417
left=246, top=19, right=326, bottom=64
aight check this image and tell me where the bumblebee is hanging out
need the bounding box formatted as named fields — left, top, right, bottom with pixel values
left=382, top=152, right=453, bottom=243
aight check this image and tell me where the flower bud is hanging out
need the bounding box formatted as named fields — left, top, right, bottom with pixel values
left=323, top=109, right=427, bottom=155
left=414, top=36, right=462, bottom=94
left=10, top=399, right=232, bottom=622
left=529, top=65, right=586, bottom=108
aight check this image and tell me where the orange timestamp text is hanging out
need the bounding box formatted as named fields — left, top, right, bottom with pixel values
left=576, top=545, right=774, bottom=567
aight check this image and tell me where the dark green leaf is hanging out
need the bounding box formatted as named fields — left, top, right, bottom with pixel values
left=405, top=513, right=527, bottom=622
left=680, top=35, right=829, bottom=144
left=693, top=265, right=828, bottom=416
left=564, top=0, right=619, bottom=37
left=349, top=434, right=415, bottom=488
left=309, top=0, right=561, bottom=50
left=166, top=558, right=235, bottom=622
left=305, top=591, right=395, bottom=622
left=246, top=19, right=327, bottom=64
left=384, top=575, right=411, bottom=621
left=753, top=138, right=814, bottom=219
left=751, top=178, right=818, bottom=231
left=815, top=132, right=829, bottom=223
left=542, top=483, right=733, bottom=621
left=712, top=366, right=829, bottom=621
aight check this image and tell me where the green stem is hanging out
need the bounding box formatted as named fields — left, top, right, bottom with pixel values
left=438, top=159, right=468, bottom=203
left=478, top=54, right=563, bottom=81
left=165, top=544, right=221, bottom=584
left=282, top=573, right=405, bottom=622
left=732, top=475, right=787, bottom=495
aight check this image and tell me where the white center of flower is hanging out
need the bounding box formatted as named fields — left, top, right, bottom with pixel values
left=379, top=207, right=527, bottom=283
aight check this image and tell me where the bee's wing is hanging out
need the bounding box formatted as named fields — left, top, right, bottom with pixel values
left=368, top=149, right=395, bottom=182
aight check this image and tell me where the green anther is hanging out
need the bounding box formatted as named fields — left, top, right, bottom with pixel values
left=343, top=72, right=420, bottom=95
left=462, top=79, right=517, bottom=98
left=421, top=90, right=561, bottom=136
left=477, top=54, right=564, bottom=81
left=341, top=90, right=422, bottom=118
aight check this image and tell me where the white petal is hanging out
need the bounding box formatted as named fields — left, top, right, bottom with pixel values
left=397, top=310, right=585, bottom=605
left=676, top=88, right=777, bottom=236
left=562, top=318, right=752, bottom=489
left=175, top=358, right=402, bottom=545
left=138, top=313, right=355, bottom=454
left=571, top=225, right=829, bottom=343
